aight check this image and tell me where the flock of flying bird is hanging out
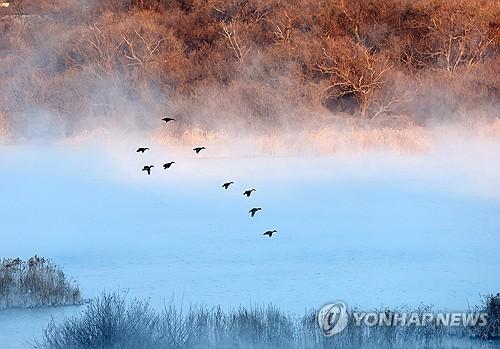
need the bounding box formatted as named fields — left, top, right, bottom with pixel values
left=136, top=117, right=278, bottom=238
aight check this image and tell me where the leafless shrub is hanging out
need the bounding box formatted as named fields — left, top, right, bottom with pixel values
left=34, top=292, right=499, bottom=349
left=471, top=293, right=500, bottom=340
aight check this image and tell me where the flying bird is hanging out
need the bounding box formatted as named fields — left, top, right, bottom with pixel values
left=222, top=181, right=234, bottom=190
left=249, top=207, right=262, bottom=217
left=263, top=230, right=277, bottom=238
left=142, top=165, right=154, bottom=175
left=136, top=147, right=150, bottom=153
left=193, top=147, right=206, bottom=154
left=163, top=162, right=175, bottom=169
left=243, top=189, right=256, bottom=197
left=161, top=117, right=175, bottom=123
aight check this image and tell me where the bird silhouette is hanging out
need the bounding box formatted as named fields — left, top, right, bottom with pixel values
left=222, top=181, right=234, bottom=190
left=163, top=162, right=175, bottom=169
left=161, top=117, right=175, bottom=123
left=243, top=189, right=256, bottom=197
left=249, top=207, right=262, bottom=217
left=142, top=165, right=154, bottom=175
left=136, top=147, right=150, bottom=153
left=193, top=147, right=206, bottom=154
left=263, top=230, right=277, bottom=237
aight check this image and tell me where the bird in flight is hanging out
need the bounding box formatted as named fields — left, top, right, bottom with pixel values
left=263, top=230, right=277, bottom=237
left=249, top=207, right=262, bottom=217
left=142, top=165, right=154, bottom=175
left=243, top=189, right=256, bottom=197
left=163, top=162, right=175, bottom=169
left=222, top=181, right=234, bottom=190
left=193, top=147, right=206, bottom=154
left=136, top=147, right=150, bottom=153
left=162, top=117, right=175, bottom=123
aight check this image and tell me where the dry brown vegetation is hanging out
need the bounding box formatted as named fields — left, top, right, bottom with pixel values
left=0, top=0, right=498, bottom=138
left=0, top=256, right=81, bottom=309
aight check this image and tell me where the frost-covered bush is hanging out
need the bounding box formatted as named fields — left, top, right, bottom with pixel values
left=0, top=256, right=81, bottom=309
left=35, top=293, right=498, bottom=349
left=472, top=293, right=500, bottom=340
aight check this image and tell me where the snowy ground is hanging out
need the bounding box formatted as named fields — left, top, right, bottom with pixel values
left=0, top=136, right=499, bottom=348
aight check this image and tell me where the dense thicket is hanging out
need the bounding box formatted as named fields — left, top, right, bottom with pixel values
left=0, top=0, right=498, bottom=136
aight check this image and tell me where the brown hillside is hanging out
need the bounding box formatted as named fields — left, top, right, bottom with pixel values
left=0, top=0, right=498, bottom=137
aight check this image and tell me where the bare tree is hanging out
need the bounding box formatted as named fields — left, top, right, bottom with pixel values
left=370, top=84, right=419, bottom=120
left=268, top=9, right=295, bottom=45
left=317, top=42, right=393, bottom=117
left=415, top=9, right=498, bottom=73
left=122, top=28, right=165, bottom=67
left=220, top=19, right=249, bottom=62
left=67, top=24, right=117, bottom=81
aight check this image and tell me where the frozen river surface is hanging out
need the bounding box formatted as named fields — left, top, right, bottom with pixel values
left=0, top=139, right=499, bottom=348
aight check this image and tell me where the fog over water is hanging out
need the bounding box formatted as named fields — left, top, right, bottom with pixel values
left=1, top=0, right=499, bottom=346
left=0, top=132, right=499, bottom=348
